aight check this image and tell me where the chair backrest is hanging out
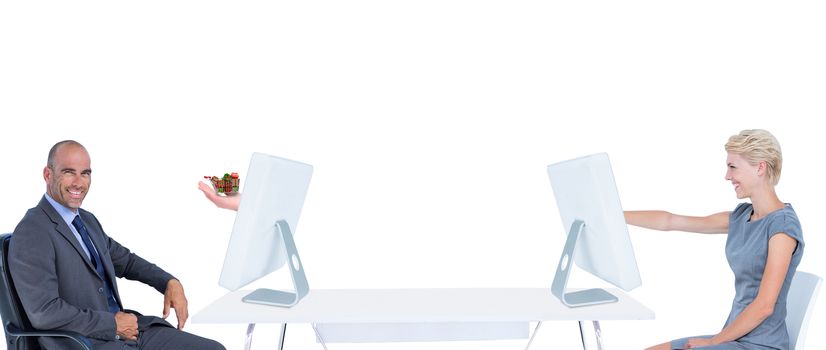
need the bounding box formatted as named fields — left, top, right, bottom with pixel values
left=0, top=233, right=41, bottom=350
left=787, top=270, right=822, bottom=350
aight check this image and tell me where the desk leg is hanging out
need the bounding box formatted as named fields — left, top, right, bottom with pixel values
left=523, top=321, right=543, bottom=350
left=276, top=323, right=287, bottom=350
left=592, top=321, right=604, bottom=350
left=311, top=324, right=329, bottom=350
left=245, top=324, right=255, bottom=350
left=525, top=321, right=603, bottom=350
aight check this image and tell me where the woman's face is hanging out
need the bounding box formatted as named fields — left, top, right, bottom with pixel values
left=725, top=152, right=762, bottom=199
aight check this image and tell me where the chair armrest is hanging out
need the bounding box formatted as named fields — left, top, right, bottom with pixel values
left=6, top=324, right=94, bottom=350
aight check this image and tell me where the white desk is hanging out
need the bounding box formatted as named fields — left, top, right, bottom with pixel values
left=194, top=288, right=654, bottom=349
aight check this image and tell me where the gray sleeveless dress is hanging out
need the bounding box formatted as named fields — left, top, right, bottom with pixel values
left=671, top=203, right=804, bottom=350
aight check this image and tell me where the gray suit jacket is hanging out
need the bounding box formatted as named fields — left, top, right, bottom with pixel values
left=9, top=197, right=175, bottom=349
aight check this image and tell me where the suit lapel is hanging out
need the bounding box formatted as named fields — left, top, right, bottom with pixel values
left=37, top=197, right=101, bottom=279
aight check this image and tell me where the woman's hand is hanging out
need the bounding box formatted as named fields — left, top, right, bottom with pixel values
left=198, top=181, right=241, bottom=211
left=685, top=337, right=715, bottom=348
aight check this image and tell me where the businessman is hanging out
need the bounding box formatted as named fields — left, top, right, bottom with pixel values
left=9, top=140, right=224, bottom=350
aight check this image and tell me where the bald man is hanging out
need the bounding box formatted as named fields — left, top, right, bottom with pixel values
left=9, top=140, right=224, bottom=350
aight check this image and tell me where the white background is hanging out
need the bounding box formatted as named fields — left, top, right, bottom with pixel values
left=2, top=1, right=824, bottom=349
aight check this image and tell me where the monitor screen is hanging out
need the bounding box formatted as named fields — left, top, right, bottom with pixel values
left=218, top=152, right=313, bottom=291
left=547, top=152, right=641, bottom=291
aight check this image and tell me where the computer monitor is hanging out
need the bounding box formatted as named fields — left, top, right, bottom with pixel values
left=218, top=152, right=313, bottom=307
left=546, top=152, right=641, bottom=307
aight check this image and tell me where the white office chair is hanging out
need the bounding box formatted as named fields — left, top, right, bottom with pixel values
left=787, top=270, right=822, bottom=350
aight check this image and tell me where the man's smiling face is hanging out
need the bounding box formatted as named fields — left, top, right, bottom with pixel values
left=45, top=143, right=91, bottom=212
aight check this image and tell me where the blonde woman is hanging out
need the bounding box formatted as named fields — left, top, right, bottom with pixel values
left=627, top=130, right=803, bottom=350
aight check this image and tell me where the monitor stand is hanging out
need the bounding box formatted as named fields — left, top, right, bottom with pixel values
left=242, top=220, right=310, bottom=308
left=551, top=220, right=618, bottom=308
